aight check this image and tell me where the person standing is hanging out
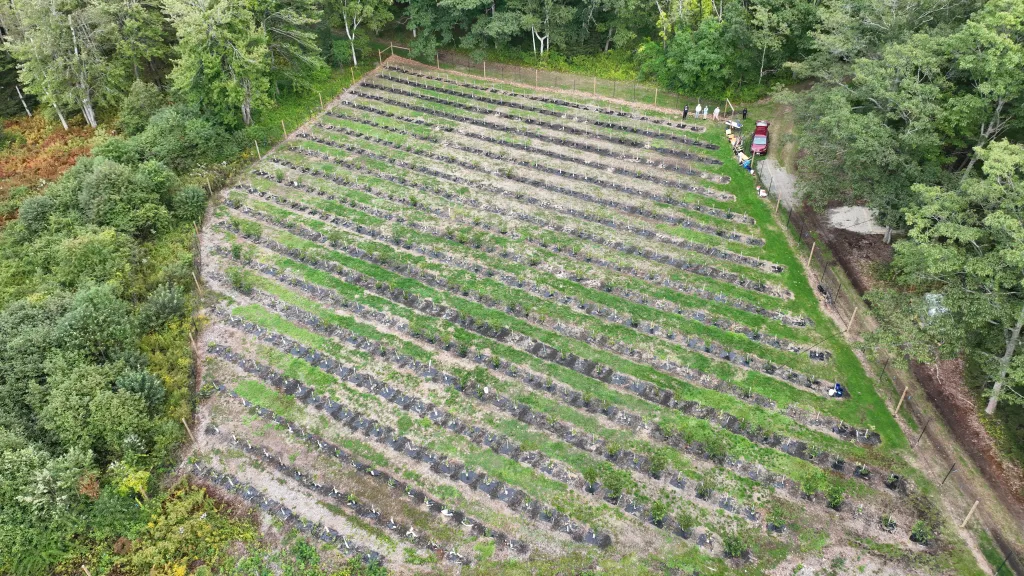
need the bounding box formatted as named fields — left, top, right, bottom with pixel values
left=703, top=105, right=709, bottom=118
left=683, top=105, right=689, bottom=119
left=713, top=106, right=720, bottom=120
left=741, top=108, right=748, bottom=120
left=695, top=102, right=701, bottom=118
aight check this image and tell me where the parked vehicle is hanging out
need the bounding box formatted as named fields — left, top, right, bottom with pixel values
left=751, top=121, right=770, bottom=155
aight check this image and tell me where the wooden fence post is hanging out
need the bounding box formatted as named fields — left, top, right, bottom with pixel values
left=436, top=53, right=440, bottom=69
left=654, top=87, right=658, bottom=106
left=181, top=418, right=197, bottom=443
left=535, top=69, right=538, bottom=87
left=254, top=140, right=261, bottom=160
left=318, top=91, right=324, bottom=109
left=483, top=61, right=486, bottom=77
left=378, top=49, right=382, bottom=65
left=845, top=306, right=859, bottom=334
left=281, top=120, right=287, bottom=137
left=894, top=386, right=908, bottom=414
left=960, top=501, right=979, bottom=528
left=806, top=241, right=816, bottom=267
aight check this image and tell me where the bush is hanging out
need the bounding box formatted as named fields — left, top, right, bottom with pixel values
left=77, top=157, right=172, bottom=238
left=58, top=284, right=136, bottom=362
left=18, top=194, right=54, bottom=235
left=603, top=468, right=632, bottom=500
left=129, top=105, right=239, bottom=173
left=721, top=530, right=748, bottom=558
left=825, top=484, right=845, bottom=510
left=138, top=284, right=186, bottom=331
left=117, top=81, right=166, bottom=136
left=227, top=268, right=256, bottom=296
left=650, top=499, right=669, bottom=524
left=649, top=448, right=669, bottom=477
left=695, top=481, right=713, bottom=500
left=910, top=520, right=934, bottom=545
left=172, top=185, right=208, bottom=223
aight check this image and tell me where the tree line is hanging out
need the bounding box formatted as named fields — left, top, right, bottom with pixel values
left=0, top=0, right=395, bottom=128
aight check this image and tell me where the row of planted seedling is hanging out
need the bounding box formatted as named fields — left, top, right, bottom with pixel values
left=382, top=63, right=710, bottom=136
left=207, top=257, right=920, bottom=550
left=342, top=87, right=738, bottom=216
left=288, top=135, right=784, bottom=300
left=302, top=119, right=751, bottom=259
left=216, top=201, right=872, bottom=461
left=369, top=70, right=719, bottom=154
left=351, top=80, right=719, bottom=169
left=226, top=177, right=843, bottom=408
left=338, top=94, right=739, bottom=222
left=272, top=142, right=777, bottom=308
left=208, top=316, right=755, bottom=554
left=206, top=385, right=540, bottom=561
left=262, top=160, right=788, bottom=337
left=190, top=461, right=389, bottom=565
left=316, top=111, right=766, bottom=266
left=256, top=152, right=796, bottom=342
left=326, top=104, right=734, bottom=209
left=252, top=164, right=814, bottom=369
left=210, top=215, right=895, bottom=502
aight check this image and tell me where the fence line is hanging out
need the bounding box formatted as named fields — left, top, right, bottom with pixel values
left=428, top=52, right=742, bottom=116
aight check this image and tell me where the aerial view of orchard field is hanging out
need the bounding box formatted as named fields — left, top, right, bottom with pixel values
left=190, top=57, right=977, bottom=574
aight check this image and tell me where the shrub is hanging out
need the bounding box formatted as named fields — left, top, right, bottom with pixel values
left=138, top=284, right=186, bottom=331
left=117, top=81, right=166, bottom=136
left=603, top=468, right=632, bottom=500
left=172, top=185, right=208, bottom=223
left=910, top=520, right=934, bottom=545
left=695, top=481, right=713, bottom=500
left=650, top=499, right=669, bottom=524
left=117, top=370, right=166, bottom=420
left=826, top=484, right=845, bottom=510
left=237, top=220, right=262, bottom=240
left=649, top=448, right=669, bottom=477
left=130, top=105, right=239, bottom=173
left=721, top=530, right=748, bottom=558
left=704, top=436, right=728, bottom=463
left=58, top=283, right=136, bottom=362
left=18, top=194, right=54, bottom=235
left=227, top=268, right=256, bottom=295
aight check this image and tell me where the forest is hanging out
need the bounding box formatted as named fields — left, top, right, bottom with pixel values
left=0, top=0, right=1022, bottom=573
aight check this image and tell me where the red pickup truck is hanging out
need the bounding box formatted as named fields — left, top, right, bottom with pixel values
left=751, top=121, right=770, bottom=155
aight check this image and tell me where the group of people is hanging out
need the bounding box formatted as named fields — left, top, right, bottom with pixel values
left=682, top=103, right=749, bottom=122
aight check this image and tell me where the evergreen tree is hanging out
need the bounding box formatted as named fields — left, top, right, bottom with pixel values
left=164, top=0, right=271, bottom=125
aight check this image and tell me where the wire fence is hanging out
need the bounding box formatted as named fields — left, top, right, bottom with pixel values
left=426, top=51, right=743, bottom=116
left=761, top=173, right=1023, bottom=576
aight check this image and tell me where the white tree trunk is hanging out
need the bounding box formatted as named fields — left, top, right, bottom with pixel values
left=531, top=26, right=537, bottom=54
left=343, top=14, right=359, bottom=66
left=81, top=96, right=97, bottom=128
left=962, top=98, right=1007, bottom=182
left=759, top=44, right=767, bottom=85
left=241, top=79, right=253, bottom=125
left=985, top=302, right=1024, bottom=415
left=15, top=85, right=32, bottom=117
left=52, top=100, right=69, bottom=131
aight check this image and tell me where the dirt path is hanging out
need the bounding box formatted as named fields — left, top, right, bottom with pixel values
left=757, top=158, right=798, bottom=210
